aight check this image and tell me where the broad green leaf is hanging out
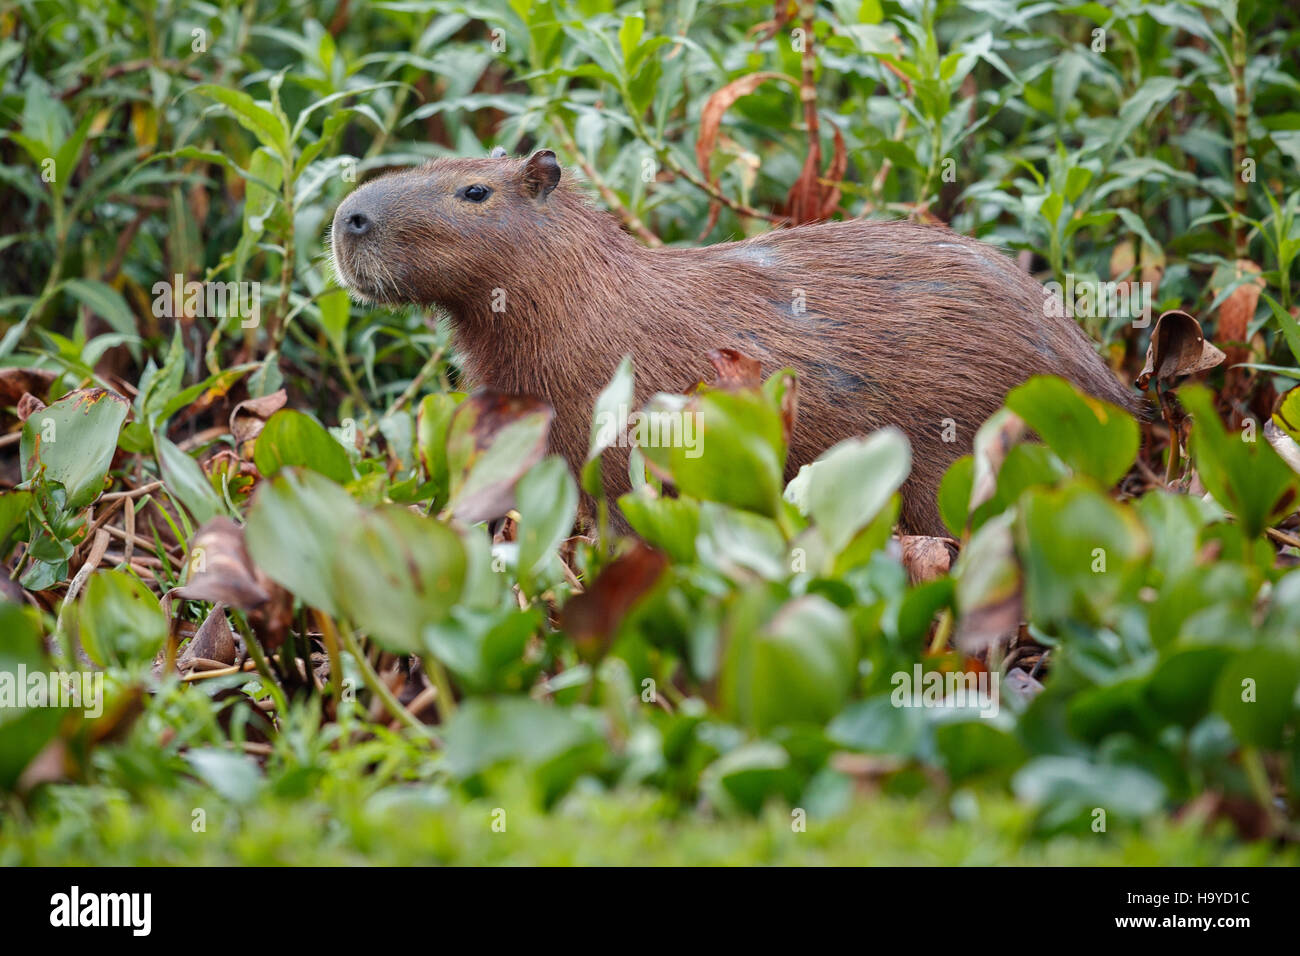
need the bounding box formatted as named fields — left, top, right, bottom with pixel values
left=245, top=468, right=361, bottom=616
left=1016, top=482, right=1149, bottom=627
left=639, top=389, right=784, bottom=518
left=441, top=696, right=599, bottom=778
left=254, top=409, right=353, bottom=485
left=1004, top=376, right=1138, bottom=487
left=720, top=589, right=856, bottom=733
left=416, top=391, right=467, bottom=508
left=78, top=570, right=168, bottom=667
left=617, top=489, right=700, bottom=563
left=785, top=428, right=911, bottom=555
left=334, top=506, right=467, bottom=654
left=1213, top=648, right=1300, bottom=749
left=20, top=388, right=129, bottom=509
left=0, top=601, right=63, bottom=789
left=515, top=456, right=578, bottom=587
left=1183, top=385, right=1297, bottom=539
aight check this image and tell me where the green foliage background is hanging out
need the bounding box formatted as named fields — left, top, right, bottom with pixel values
left=1, top=0, right=1300, bottom=863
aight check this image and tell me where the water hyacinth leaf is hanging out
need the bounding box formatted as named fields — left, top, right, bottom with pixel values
left=1182, top=385, right=1297, bottom=539
left=617, top=489, right=700, bottom=563
left=19, top=388, right=129, bottom=509
left=937, top=454, right=974, bottom=537
left=720, top=589, right=856, bottom=734
left=253, top=409, right=354, bottom=485
left=334, top=506, right=467, bottom=654
left=186, top=748, right=265, bottom=803
left=1146, top=646, right=1233, bottom=727
left=700, top=741, right=800, bottom=815
left=0, top=491, right=33, bottom=558
left=440, top=696, right=600, bottom=779
left=827, top=694, right=929, bottom=759
left=1012, top=756, right=1165, bottom=827
left=953, top=510, right=1022, bottom=653
left=1212, top=648, right=1300, bottom=749
left=639, top=388, right=785, bottom=518
left=245, top=468, right=361, bottom=616
left=587, top=355, right=635, bottom=462
left=785, top=427, right=911, bottom=556
left=0, top=601, right=63, bottom=790
left=446, top=390, right=553, bottom=524
left=967, top=407, right=1031, bottom=517
left=78, top=569, right=168, bottom=667
left=1004, top=375, right=1139, bottom=487
left=1015, top=483, right=1149, bottom=628
left=515, top=456, right=578, bottom=587
left=933, top=720, right=1026, bottom=783
left=416, top=391, right=466, bottom=507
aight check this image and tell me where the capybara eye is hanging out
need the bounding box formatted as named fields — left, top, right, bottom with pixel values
left=458, top=184, right=492, bottom=203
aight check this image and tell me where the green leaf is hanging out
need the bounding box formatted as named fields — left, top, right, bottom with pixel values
left=316, top=288, right=350, bottom=355
left=333, top=506, right=468, bottom=654
left=156, top=435, right=224, bottom=526
left=1013, top=756, right=1165, bottom=827
left=77, top=570, right=168, bottom=667
left=785, top=428, right=911, bottom=555
left=937, top=454, right=974, bottom=536
left=1004, top=375, right=1138, bottom=487
left=192, top=84, right=291, bottom=158
left=446, top=392, right=553, bottom=525
left=1016, top=482, right=1149, bottom=627
left=721, top=589, right=856, bottom=733
left=0, top=601, right=64, bottom=790
left=245, top=468, right=361, bottom=616
left=0, top=491, right=33, bottom=559
left=1213, top=648, right=1300, bottom=749
left=1182, top=385, right=1297, bottom=539
left=187, top=749, right=265, bottom=803
left=60, top=279, right=140, bottom=359
left=20, top=388, right=129, bottom=509
left=617, top=489, right=700, bottom=563
left=254, top=409, right=354, bottom=485
left=515, top=457, right=578, bottom=588
left=416, top=391, right=466, bottom=508
left=639, top=389, right=784, bottom=518
left=441, top=697, right=599, bottom=778
left=588, top=355, right=635, bottom=463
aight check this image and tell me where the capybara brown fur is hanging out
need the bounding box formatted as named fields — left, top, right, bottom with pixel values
left=331, top=149, right=1138, bottom=535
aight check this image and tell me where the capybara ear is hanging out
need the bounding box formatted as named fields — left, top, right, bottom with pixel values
left=489, top=146, right=508, bottom=158
left=522, top=149, right=561, bottom=198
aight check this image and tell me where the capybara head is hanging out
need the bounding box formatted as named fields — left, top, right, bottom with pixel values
left=331, top=149, right=563, bottom=306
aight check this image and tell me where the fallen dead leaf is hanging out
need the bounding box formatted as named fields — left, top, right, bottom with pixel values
left=1135, top=309, right=1226, bottom=390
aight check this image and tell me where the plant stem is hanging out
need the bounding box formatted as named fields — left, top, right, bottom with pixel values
left=339, top=622, right=435, bottom=738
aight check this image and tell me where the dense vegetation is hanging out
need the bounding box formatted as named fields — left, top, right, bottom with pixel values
left=2, top=0, right=1299, bottom=864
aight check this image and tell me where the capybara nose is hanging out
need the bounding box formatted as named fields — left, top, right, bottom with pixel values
left=344, top=211, right=372, bottom=237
